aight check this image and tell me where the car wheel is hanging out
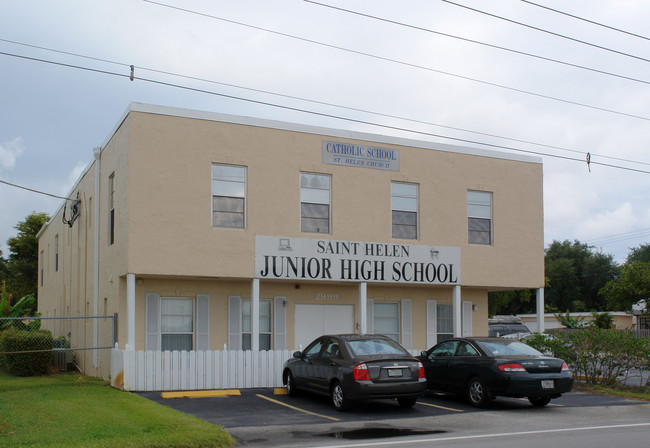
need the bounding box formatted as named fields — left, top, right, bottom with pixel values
left=466, top=376, right=491, bottom=408
left=397, top=397, right=418, bottom=408
left=330, top=381, right=351, bottom=411
left=285, top=371, right=299, bottom=397
left=528, top=396, right=551, bottom=407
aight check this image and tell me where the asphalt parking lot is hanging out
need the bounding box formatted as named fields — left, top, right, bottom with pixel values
left=138, top=387, right=644, bottom=429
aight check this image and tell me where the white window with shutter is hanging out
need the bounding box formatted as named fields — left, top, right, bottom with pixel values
left=228, top=296, right=286, bottom=351
left=369, top=300, right=412, bottom=349
left=145, top=294, right=210, bottom=351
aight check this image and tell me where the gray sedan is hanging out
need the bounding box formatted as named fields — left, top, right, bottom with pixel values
left=283, top=334, right=427, bottom=411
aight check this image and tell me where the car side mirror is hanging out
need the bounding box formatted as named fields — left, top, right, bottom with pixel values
left=420, top=350, right=428, bottom=357
left=293, top=351, right=302, bottom=359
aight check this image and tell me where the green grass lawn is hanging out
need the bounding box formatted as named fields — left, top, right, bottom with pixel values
left=0, top=372, right=235, bottom=448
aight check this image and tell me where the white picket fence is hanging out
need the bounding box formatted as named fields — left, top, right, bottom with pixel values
left=110, top=348, right=425, bottom=392
left=111, top=349, right=293, bottom=392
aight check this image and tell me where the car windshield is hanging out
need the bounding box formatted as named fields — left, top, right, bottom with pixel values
left=477, top=340, right=542, bottom=357
left=348, top=338, right=409, bottom=356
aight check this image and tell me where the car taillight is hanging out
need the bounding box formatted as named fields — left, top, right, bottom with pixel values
left=561, top=362, right=570, bottom=372
left=353, top=362, right=371, bottom=381
left=418, top=361, right=425, bottom=379
left=498, top=363, right=527, bottom=372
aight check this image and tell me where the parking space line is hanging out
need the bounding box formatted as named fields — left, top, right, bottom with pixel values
left=161, top=390, right=241, bottom=399
left=255, top=394, right=341, bottom=421
left=417, top=401, right=464, bottom=412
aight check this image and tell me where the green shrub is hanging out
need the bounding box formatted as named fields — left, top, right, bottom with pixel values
left=526, top=329, right=650, bottom=386
left=0, top=328, right=53, bottom=376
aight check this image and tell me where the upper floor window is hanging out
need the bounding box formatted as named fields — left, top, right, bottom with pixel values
left=109, top=173, right=115, bottom=245
left=55, top=234, right=59, bottom=272
left=40, top=250, right=44, bottom=287
left=212, top=164, right=246, bottom=228
left=391, top=182, right=418, bottom=239
left=468, top=190, right=492, bottom=245
left=300, top=173, right=330, bottom=234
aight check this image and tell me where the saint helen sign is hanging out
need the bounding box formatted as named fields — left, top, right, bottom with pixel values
left=255, top=236, right=460, bottom=285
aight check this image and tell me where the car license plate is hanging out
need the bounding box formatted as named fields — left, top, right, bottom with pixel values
left=541, top=380, right=554, bottom=389
left=388, top=368, right=402, bottom=377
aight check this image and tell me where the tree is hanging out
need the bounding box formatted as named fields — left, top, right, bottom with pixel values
left=590, top=311, right=614, bottom=329
left=5, top=212, right=49, bottom=305
left=599, top=261, right=650, bottom=311
left=544, top=240, right=617, bottom=312
left=488, top=289, right=535, bottom=316
left=626, top=243, right=650, bottom=264
left=0, top=248, right=9, bottom=284
left=554, top=310, right=587, bottom=328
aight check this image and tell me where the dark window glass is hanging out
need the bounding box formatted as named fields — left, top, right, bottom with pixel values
left=468, top=217, right=491, bottom=244
left=301, top=203, right=329, bottom=233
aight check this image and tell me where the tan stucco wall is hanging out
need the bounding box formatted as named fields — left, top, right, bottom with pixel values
left=124, top=111, right=543, bottom=289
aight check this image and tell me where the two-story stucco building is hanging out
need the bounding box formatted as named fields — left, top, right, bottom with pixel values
left=37, top=103, right=546, bottom=389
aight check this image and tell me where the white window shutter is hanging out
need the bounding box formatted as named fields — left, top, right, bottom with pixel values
left=366, top=299, right=374, bottom=334
left=197, top=294, right=210, bottom=350
left=228, top=296, right=242, bottom=350
left=274, top=296, right=286, bottom=350
left=145, top=293, right=160, bottom=351
left=462, top=301, right=473, bottom=337
left=401, top=299, right=412, bottom=350
left=426, top=300, right=437, bottom=349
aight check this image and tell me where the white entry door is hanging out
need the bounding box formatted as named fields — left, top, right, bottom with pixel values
left=294, top=304, right=354, bottom=349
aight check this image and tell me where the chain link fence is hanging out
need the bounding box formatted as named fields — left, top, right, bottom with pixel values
left=0, top=315, right=116, bottom=388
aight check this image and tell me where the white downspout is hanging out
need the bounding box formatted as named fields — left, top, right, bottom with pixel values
left=126, top=274, right=135, bottom=350
left=93, top=147, right=101, bottom=365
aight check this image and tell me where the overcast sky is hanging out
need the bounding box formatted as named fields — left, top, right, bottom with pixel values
left=1, top=0, right=649, bottom=263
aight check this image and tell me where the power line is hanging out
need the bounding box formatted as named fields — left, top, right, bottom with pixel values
left=2, top=48, right=650, bottom=175
left=3, top=38, right=649, bottom=169
left=520, top=0, right=650, bottom=41
left=0, top=179, right=75, bottom=201
left=140, top=0, right=650, bottom=123
left=442, top=0, right=650, bottom=64
left=303, top=0, right=650, bottom=86
left=585, top=228, right=650, bottom=246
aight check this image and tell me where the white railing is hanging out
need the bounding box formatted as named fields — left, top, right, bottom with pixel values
left=111, top=348, right=425, bottom=392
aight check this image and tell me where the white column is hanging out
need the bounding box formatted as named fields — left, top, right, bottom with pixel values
left=453, top=285, right=462, bottom=337
left=358, top=282, right=367, bottom=334
left=536, top=288, right=545, bottom=333
left=126, top=273, right=136, bottom=350
left=251, top=278, right=260, bottom=351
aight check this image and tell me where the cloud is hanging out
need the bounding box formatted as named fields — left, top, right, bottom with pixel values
left=0, top=137, right=25, bottom=172
left=58, top=161, right=90, bottom=198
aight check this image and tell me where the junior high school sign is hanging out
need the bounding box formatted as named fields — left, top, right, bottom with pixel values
left=255, top=236, right=460, bottom=285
